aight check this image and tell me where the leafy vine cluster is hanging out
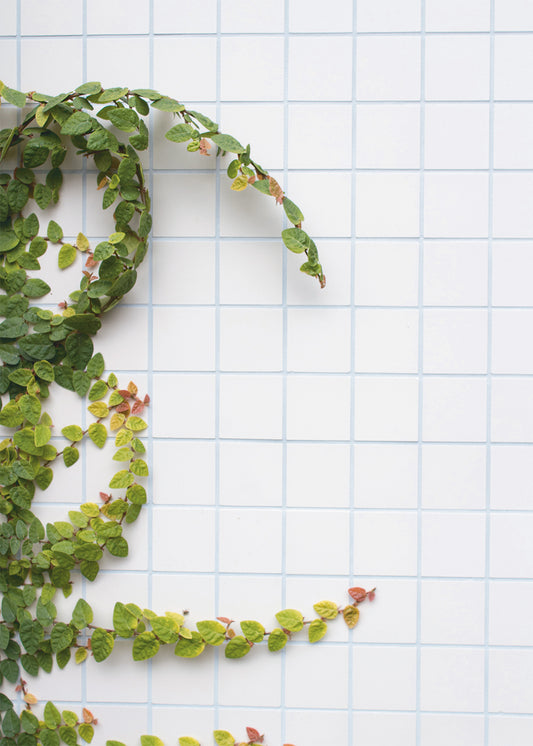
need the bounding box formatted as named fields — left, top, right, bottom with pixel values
left=0, top=81, right=374, bottom=746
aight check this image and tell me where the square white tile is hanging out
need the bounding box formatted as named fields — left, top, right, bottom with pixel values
left=287, top=375, right=351, bottom=440
left=423, top=377, right=487, bottom=442
left=426, top=0, right=490, bottom=30
left=354, top=241, right=420, bottom=306
left=354, top=512, right=418, bottom=575
left=423, top=241, right=488, bottom=306
left=421, top=580, right=485, bottom=644
left=219, top=441, right=283, bottom=506
left=422, top=512, right=486, bottom=577
left=219, top=374, right=283, bottom=439
left=219, top=509, right=282, bottom=573
left=356, top=104, right=420, bottom=169
left=425, top=35, right=490, bottom=100
left=153, top=307, right=215, bottom=371
left=354, top=444, right=418, bottom=508
left=285, top=509, right=350, bottom=575
left=220, top=36, right=284, bottom=101
left=356, top=173, right=420, bottom=238
left=421, top=444, right=486, bottom=509
left=289, top=36, right=353, bottom=101
left=354, top=377, right=419, bottom=441
left=287, top=443, right=351, bottom=507
left=356, top=36, right=421, bottom=100
left=420, top=647, right=485, bottom=712
left=220, top=308, right=283, bottom=372
left=423, top=309, right=488, bottom=374
left=424, top=173, right=489, bottom=238
left=288, top=308, right=351, bottom=372
left=425, top=103, right=489, bottom=169
left=355, top=309, right=419, bottom=373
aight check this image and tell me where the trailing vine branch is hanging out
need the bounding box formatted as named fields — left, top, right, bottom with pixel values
left=0, top=82, right=371, bottom=746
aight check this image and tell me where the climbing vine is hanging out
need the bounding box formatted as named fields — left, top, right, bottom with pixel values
left=0, top=82, right=374, bottom=746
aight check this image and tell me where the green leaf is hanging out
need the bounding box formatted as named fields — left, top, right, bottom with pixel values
left=108, top=107, right=139, bottom=132
left=58, top=243, right=77, bottom=269
left=109, top=469, right=134, bottom=488
left=140, top=738, right=165, bottom=746
left=7, top=178, right=29, bottom=211
left=283, top=197, right=304, bottom=225
left=165, top=123, right=196, bottom=143
left=126, top=416, right=147, bottom=431
left=132, top=631, right=160, bottom=661
left=225, top=634, right=251, bottom=659
left=2, top=85, right=26, bottom=107
left=196, top=620, right=225, bottom=646
left=308, top=618, right=328, bottom=643
left=151, top=96, right=184, bottom=112
left=23, top=141, right=49, bottom=168
left=0, top=402, right=23, bottom=427
left=34, top=182, right=53, bottom=209
left=41, top=729, right=61, bottom=746
left=0, top=230, right=19, bottom=253
left=64, top=314, right=102, bottom=335
left=21, top=278, right=51, bottom=299
left=281, top=227, right=309, bottom=254
left=87, top=128, right=119, bottom=152
left=91, top=627, right=115, bottom=662
left=188, top=110, right=218, bottom=130
left=267, top=627, right=288, bottom=652
left=88, top=379, right=108, bottom=400
left=20, top=709, right=39, bottom=734
left=35, top=359, right=55, bottom=381
left=19, top=620, right=44, bottom=655
left=179, top=738, right=200, bottom=746
left=19, top=394, right=41, bottom=424
left=58, top=725, right=77, bottom=746
left=1, top=708, right=20, bottom=737
left=130, top=459, right=149, bottom=476
left=98, top=87, right=129, bottom=103
left=34, top=423, right=51, bottom=446
left=62, top=424, right=84, bottom=442
left=61, top=111, right=94, bottom=135
left=47, top=219, right=63, bottom=243
left=127, top=484, right=147, bottom=505
left=211, top=133, right=245, bottom=154
left=44, top=701, right=62, bottom=729
left=18, top=332, right=55, bottom=360
left=113, top=602, right=138, bottom=638
left=174, top=630, right=205, bottom=658
left=213, top=731, right=235, bottom=746
left=76, top=81, right=102, bottom=95
left=240, top=620, right=265, bottom=643
left=342, top=605, right=360, bottom=629
left=86, top=352, right=105, bottom=378
left=275, top=608, right=304, bottom=632
left=66, top=332, right=94, bottom=369
left=106, top=536, right=128, bottom=557
left=72, top=598, right=93, bottom=629
left=88, top=422, right=107, bottom=448
left=50, top=622, right=74, bottom=652
left=313, top=600, right=339, bottom=620
left=78, top=723, right=94, bottom=743
left=151, top=616, right=180, bottom=644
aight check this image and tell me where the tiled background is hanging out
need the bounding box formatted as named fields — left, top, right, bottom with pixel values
left=2, top=0, right=533, bottom=744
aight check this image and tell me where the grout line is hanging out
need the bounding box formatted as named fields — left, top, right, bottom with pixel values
left=348, top=1, right=358, bottom=742
left=280, top=2, right=290, bottom=741
left=213, top=0, right=222, bottom=729
left=484, top=3, right=496, bottom=743
left=416, top=1, right=427, bottom=743
left=146, top=0, right=155, bottom=734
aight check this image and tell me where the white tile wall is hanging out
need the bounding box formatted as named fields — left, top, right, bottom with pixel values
left=3, top=0, right=533, bottom=743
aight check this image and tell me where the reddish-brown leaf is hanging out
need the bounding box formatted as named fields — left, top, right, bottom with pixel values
left=217, top=616, right=233, bottom=625
left=348, top=587, right=367, bottom=603
left=199, top=138, right=211, bottom=155
left=115, top=402, right=131, bottom=415
left=131, top=400, right=144, bottom=416
left=268, top=176, right=284, bottom=205
left=143, top=394, right=150, bottom=405
left=246, top=727, right=263, bottom=743
left=82, top=708, right=94, bottom=724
